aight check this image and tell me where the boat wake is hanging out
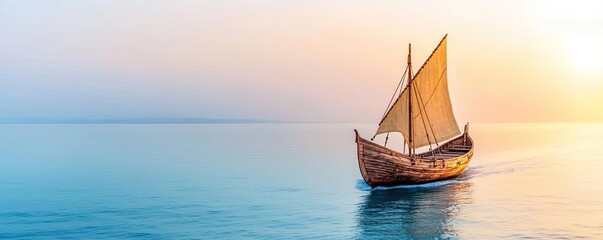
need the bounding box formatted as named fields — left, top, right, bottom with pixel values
left=356, top=179, right=461, bottom=191
left=356, top=156, right=537, bottom=191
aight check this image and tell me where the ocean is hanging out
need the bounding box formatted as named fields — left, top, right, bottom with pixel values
left=0, top=123, right=602, bottom=239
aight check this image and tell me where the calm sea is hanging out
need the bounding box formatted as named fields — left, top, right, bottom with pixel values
left=0, top=123, right=602, bottom=239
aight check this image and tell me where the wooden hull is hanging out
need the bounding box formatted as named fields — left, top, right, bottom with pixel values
left=355, top=130, right=473, bottom=187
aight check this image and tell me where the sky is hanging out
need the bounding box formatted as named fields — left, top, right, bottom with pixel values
left=1, top=0, right=603, bottom=123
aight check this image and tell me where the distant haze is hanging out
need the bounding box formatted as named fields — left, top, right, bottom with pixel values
left=1, top=1, right=602, bottom=123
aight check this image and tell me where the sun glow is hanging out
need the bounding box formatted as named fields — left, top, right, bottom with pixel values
left=566, top=35, right=603, bottom=74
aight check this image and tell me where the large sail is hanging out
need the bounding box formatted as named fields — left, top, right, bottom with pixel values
left=375, top=36, right=460, bottom=149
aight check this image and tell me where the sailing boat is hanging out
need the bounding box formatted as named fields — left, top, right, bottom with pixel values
left=354, top=34, right=474, bottom=187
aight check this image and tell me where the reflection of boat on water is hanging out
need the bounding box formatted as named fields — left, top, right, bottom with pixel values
left=356, top=182, right=473, bottom=239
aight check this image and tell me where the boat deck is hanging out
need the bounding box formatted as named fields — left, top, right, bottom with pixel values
left=416, top=138, right=473, bottom=161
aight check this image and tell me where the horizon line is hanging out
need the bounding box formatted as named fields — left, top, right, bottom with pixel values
left=0, top=118, right=306, bottom=124
left=0, top=118, right=601, bottom=124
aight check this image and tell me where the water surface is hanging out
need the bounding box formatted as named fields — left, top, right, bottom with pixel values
left=0, top=123, right=602, bottom=239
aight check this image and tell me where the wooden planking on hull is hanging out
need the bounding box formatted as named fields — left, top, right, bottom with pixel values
left=355, top=130, right=474, bottom=187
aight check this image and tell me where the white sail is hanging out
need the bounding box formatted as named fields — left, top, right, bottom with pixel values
left=375, top=36, right=460, bottom=149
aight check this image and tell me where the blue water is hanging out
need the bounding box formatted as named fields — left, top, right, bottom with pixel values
left=1, top=123, right=602, bottom=239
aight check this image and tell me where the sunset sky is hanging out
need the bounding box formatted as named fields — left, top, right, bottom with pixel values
left=1, top=1, right=603, bottom=123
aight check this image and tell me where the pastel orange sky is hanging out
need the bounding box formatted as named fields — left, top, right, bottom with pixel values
left=1, top=1, right=602, bottom=123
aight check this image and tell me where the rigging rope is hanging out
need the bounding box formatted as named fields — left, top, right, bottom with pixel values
left=380, top=66, right=408, bottom=121
left=412, top=85, right=433, bottom=150
left=371, top=65, right=409, bottom=141
left=384, top=133, right=389, bottom=147
left=414, top=80, right=440, bottom=148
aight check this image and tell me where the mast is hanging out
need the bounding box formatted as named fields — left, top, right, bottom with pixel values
left=407, top=43, right=413, bottom=157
